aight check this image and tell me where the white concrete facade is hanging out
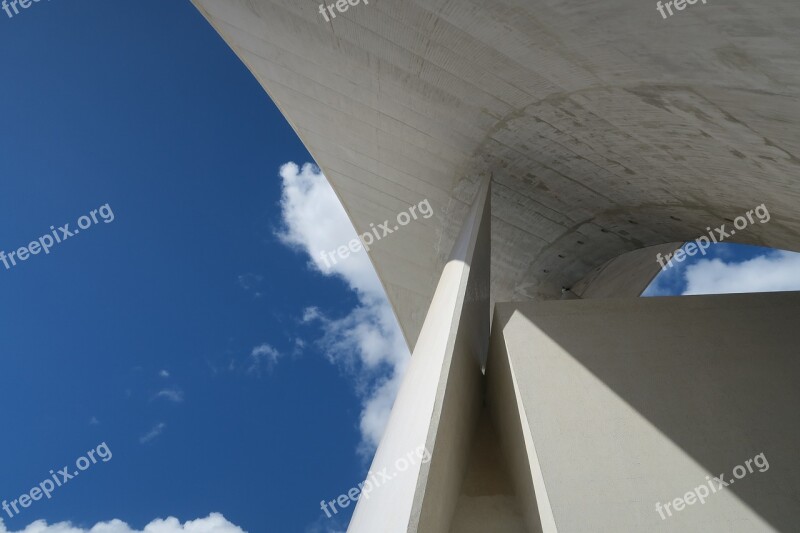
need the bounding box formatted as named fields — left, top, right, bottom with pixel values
left=189, top=2, right=800, bottom=531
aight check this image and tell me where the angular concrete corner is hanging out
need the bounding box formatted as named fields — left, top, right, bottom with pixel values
left=489, top=293, right=800, bottom=532
left=348, top=176, right=491, bottom=533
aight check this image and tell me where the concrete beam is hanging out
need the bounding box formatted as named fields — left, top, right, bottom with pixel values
left=348, top=176, right=490, bottom=533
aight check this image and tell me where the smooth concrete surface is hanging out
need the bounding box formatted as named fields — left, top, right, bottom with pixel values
left=192, top=0, right=800, bottom=350
left=413, top=177, right=490, bottom=532
left=347, top=177, right=490, bottom=533
left=493, top=292, right=800, bottom=532
left=487, top=309, right=551, bottom=533
left=448, top=408, right=528, bottom=533
left=570, top=243, right=682, bottom=299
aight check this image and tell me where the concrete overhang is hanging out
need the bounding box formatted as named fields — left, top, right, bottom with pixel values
left=191, top=0, right=800, bottom=350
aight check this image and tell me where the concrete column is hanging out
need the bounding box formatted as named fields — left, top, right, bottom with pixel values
left=347, top=176, right=491, bottom=533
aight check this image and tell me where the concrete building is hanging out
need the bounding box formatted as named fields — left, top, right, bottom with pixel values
left=191, top=1, right=800, bottom=530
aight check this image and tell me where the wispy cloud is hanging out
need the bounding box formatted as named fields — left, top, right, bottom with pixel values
left=139, top=422, right=166, bottom=444
left=89, top=416, right=100, bottom=426
left=237, top=273, right=263, bottom=289
left=303, top=515, right=347, bottom=533
left=248, top=343, right=282, bottom=376
left=159, top=369, right=170, bottom=378
left=154, top=388, right=184, bottom=403
left=238, top=273, right=264, bottom=298
left=302, top=307, right=321, bottom=323
left=277, top=162, right=410, bottom=457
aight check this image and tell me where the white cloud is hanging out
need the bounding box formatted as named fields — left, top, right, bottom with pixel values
left=276, top=162, right=384, bottom=297
left=139, top=422, right=166, bottom=444
left=237, top=274, right=264, bottom=298
left=683, top=250, right=800, bottom=295
left=154, top=389, right=184, bottom=403
left=356, top=371, right=405, bottom=454
left=276, top=162, right=411, bottom=455
left=0, top=513, right=245, bottom=533
left=302, top=305, right=409, bottom=456
left=301, top=307, right=321, bottom=323
left=159, top=370, right=170, bottom=378
left=248, top=343, right=282, bottom=375
left=237, top=273, right=263, bottom=290
left=303, top=515, right=347, bottom=533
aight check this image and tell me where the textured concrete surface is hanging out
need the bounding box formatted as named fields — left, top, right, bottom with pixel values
left=493, top=293, right=800, bottom=531
left=191, top=0, right=800, bottom=350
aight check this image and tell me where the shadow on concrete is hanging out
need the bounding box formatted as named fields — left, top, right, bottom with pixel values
left=500, top=291, right=800, bottom=531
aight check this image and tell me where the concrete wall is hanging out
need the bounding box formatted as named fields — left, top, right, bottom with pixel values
left=489, top=292, right=800, bottom=531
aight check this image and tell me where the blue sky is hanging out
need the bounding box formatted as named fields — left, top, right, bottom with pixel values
left=643, top=242, right=800, bottom=297
left=0, top=2, right=380, bottom=532
left=1, top=2, right=799, bottom=533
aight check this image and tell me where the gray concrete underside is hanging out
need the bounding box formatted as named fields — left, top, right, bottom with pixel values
left=191, top=0, right=800, bottom=349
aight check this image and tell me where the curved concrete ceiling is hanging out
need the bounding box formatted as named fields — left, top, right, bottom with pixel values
left=192, top=0, right=800, bottom=350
